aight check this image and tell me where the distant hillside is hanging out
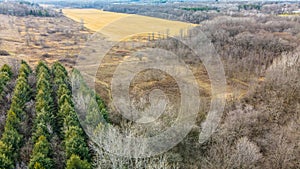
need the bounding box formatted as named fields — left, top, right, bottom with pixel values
left=0, top=1, right=59, bottom=16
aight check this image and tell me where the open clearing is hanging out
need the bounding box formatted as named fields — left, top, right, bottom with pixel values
left=63, top=9, right=196, bottom=41
left=0, top=14, right=92, bottom=68
left=63, top=9, right=246, bottom=104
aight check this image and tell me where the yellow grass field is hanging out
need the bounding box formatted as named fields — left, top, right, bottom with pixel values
left=63, top=9, right=196, bottom=41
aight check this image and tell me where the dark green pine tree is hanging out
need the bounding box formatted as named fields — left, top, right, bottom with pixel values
left=52, top=62, right=92, bottom=168
left=29, top=61, right=55, bottom=169
left=66, top=154, right=91, bottom=169
left=29, top=135, right=53, bottom=169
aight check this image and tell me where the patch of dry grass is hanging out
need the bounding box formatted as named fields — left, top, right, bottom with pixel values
left=63, top=9, right=196, bottom=41
left=0, top=14, right=92, bottom=68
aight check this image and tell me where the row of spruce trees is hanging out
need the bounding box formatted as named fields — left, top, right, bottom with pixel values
left=0, top=61, right=32, bottom=168
left=0, top=61, right=97, bottom=168
left=29, top=62, right=56, bottom=168
left=52, top=62, right=92, bottom=168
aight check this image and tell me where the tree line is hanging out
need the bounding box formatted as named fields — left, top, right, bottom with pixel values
left=0, top=1, right=59, bottom=17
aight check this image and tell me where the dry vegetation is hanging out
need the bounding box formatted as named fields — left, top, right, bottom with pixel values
left=176, top=15, right=300, bottom=168
left=63, top=9, right=196, bottom=41
left=62, top=8, right=300, bottom=168
left=0, top=14, right=91, bottom=68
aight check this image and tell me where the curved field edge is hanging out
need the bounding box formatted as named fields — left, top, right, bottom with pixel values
left=62, top=9, right=196, bottom=41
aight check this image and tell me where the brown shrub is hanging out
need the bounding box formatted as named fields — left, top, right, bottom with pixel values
left=0, top=50, right=10, bottom=56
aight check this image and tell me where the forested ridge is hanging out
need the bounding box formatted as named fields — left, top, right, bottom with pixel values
left=0, top=61, right=102, bottom=169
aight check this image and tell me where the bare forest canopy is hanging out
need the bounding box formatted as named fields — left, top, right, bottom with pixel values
left=34, top=1, right=300, bottom=24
